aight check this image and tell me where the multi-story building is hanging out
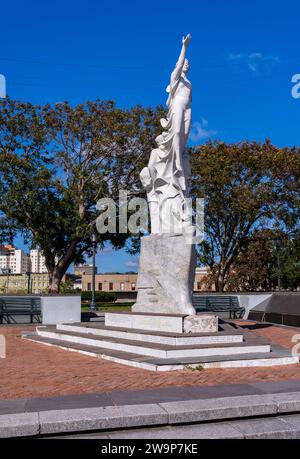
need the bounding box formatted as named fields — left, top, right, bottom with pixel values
left=30, top=249, right=48, bottom=273
left=0, top=273, right=49, bottom=294
left=10, top=249, right=30, bottom=274
left=0, top=245, right=30, bottom=274
left=82, top=267, right=212, bottom=297
left=0, top=246, right=10, bottom=272
left=0, top=246, right=52, bottom=275
left=74, top=264, right=97, bottom=276
left=82, top=273, right=137, bottom=293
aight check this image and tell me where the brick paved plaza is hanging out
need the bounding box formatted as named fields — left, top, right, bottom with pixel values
left=0, top=321, right=299, bottom=400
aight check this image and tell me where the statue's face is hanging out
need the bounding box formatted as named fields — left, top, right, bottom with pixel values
left=183, top=59, right=190, bottom=73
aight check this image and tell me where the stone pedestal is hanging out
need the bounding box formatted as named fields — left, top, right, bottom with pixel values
left=133, top=234, right=196, bottom=315
left=105, top=312, right=218, bottom=334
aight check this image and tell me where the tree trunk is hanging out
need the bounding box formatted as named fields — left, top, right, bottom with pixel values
left=47, top=241, right=81, bottom=293
left=215, top=267, right=226, bottom=292
left=48, top=268, right=63, bottom=294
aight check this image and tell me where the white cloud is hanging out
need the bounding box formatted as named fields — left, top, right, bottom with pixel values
left=228, top=52, right=280, bottom=73
left=189, top=119, right=217, bottom=143
left=101, top=246, right=113, bottom=254
left=125, top=260, right=138, bottom=268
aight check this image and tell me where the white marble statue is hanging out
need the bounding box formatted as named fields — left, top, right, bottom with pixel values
left=134, top=34, right=196, bottom=315
left=140, top=34, right=193, bottom=234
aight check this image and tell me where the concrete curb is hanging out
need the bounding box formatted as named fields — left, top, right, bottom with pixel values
left=39, top=404, right=168, bottom=435
left=159, top=394, right=278, bottom=424
left=0, top=412, right=39, bottom=438
left=2, top=391, right=300, bottom=438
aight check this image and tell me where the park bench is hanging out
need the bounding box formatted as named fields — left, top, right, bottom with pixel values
left=192, top=295, right=245, bottom=319
left=0, top=296, right=42, bottom=324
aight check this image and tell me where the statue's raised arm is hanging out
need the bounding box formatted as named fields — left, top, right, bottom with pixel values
left=141, top=33, right=193, bottom=236
left=170, top=34, right=191, bottom=87
left=135, top=33, right=196, bottom=316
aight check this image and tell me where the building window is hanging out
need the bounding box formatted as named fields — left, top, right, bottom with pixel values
left=120, top=282, right=125, bottom=291
left=87, top=282, right=91, bottom=291
left=109, top=282, right=113, bottom=291
left=98, top=282, right=102, bottom=291
left=131, top=282, right=136, bottom=291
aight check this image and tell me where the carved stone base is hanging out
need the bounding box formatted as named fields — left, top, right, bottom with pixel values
left=132, top=233, right=196, bottom=315
left=105, top=312, right=218, bottom=334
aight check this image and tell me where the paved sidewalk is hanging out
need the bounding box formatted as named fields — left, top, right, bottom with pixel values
left=3, top=389, right=300, bottom=438
left=0, top=379, right=300, bottom=416
left=0, top=321, right=300, bottom=400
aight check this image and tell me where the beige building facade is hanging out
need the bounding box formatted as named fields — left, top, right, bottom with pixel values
left=0, top=273, right=49, bottom=294
left=82, top=267, right=211, bottom=293
left=82, top=273, right=137, bottom=293
left=74, top=264, right=97, bottom=276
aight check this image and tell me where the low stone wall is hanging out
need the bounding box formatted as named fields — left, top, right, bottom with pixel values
left=247, top=292, right=300, bottom=327
left=236, top=294, right=273, bottom=319
left=0, top=294, right=81, bottom=325
left=41, top=296, right=81, bottom=325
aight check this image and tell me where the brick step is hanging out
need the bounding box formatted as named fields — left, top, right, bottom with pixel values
left=36, top=327, right=271, bottom=359
left=22, top=332, right=298, bottom=371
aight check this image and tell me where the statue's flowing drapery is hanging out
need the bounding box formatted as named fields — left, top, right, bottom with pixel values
left=140, top=35, right=193, bottom=233
left=134, top=34, right=197, bottom=316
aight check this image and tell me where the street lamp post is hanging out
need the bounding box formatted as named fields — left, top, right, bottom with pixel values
left=274, top=239, right=282, bottom=291
left=90, top=233, right=97, bottom=312
left=26, top=271, right=31, bottom=294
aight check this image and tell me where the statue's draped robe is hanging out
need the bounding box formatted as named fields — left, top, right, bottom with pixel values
left=147, top=68, right=192, bottom=228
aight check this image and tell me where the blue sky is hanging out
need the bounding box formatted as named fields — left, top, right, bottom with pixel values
left=1, top=0, right=299, bottom=272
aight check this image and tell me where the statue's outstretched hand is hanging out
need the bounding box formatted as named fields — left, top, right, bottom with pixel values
left=182, top=33, right=191, bottom=46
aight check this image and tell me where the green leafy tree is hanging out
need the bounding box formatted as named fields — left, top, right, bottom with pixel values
left=228, top=229, right=300, bottom=291
left=271, top=230, right=300, bottom=290
left=191, top=140, right=300, bottom=291
left=226, top=230, right=276, bottom=291
left=0, top=98, right=164, bottom=292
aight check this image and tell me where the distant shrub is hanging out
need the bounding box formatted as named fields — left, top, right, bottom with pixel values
left=81, top=291, right=117, bottom=303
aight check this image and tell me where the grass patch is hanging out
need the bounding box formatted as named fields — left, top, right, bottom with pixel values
left=184, top=364, right=204, bottom=371
left=81, top=302, right=133, bottom=312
